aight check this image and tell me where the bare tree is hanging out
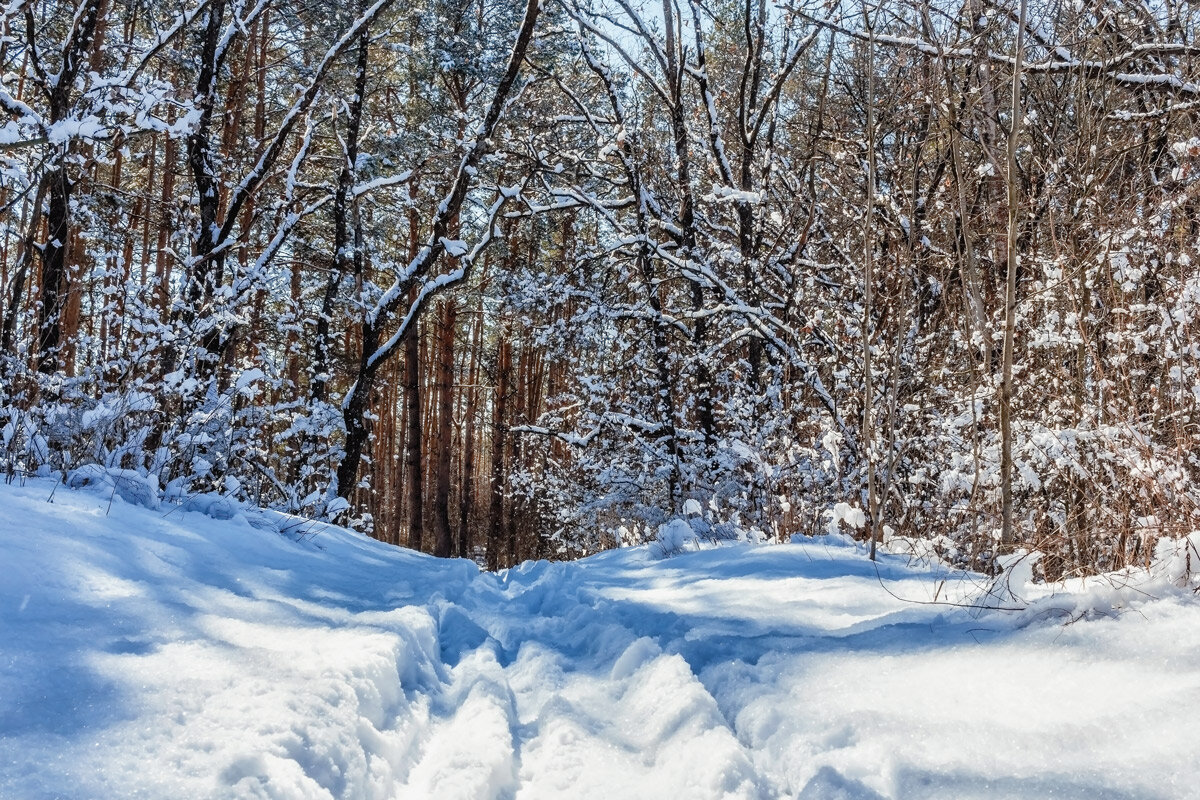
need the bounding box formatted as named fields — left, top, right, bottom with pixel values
left=999, top=0, right=1029, bottom=554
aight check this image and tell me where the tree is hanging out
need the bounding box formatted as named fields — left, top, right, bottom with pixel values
left=999, top=0, right=1029, bottom=554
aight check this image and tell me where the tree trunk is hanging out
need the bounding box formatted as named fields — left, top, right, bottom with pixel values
left=403, top=287, right=424, bottom=552
left=313, top=25, right=369, bottom=405
left=862, top=10, right=880, bottom=561
left=999, top=0, right=1029, bottom=554
left=486, top=328, right=512, bottom=570
left=33, top=0, right=103, bottom=375
left=458, top=302, right=482, bottom=558
left=431, top=300, right=457, bottom=557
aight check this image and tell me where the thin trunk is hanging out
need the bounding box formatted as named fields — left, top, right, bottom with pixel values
left=154, top=113, right=177, bottom=323
left=863, top=7, right=880, bottom=561
left=34, top=0, right=103, bottom=375
left=313, top=25, right=369, bottom=404
left=431, top=300, right=457, bottom=557
left=183, top=0, right=229, bottom=370
left=508, top=340, right=530, bottom=560
left=403, top=265, right=423, bottom=550
left=37, top=167, right=70, bottom=375
left=458, top=302, right=482, bottom=558
left=139, top=135, right=155, bottom=288
left=999, top=0, right=1029, bottom=554
left=486, top=328, right=512, bottom=570
left=2, top=181, right=45, bottom=357
left=662, top=0, right=714, bottom=459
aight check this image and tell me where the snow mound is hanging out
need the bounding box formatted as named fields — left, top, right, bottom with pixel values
left=65, top=464, right=160, bottom=510
left=179, top=490, right=241, bottom=519
left=656, top=518, right=698, bottom=555
left=176, top=491, right=280, bottom=534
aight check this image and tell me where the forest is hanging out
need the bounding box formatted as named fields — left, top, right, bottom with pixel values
left=2, top=0, right=1198, bottom=576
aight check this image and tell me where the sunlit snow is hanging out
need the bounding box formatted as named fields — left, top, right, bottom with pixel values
left=1, top=478, right=1197, bottom=799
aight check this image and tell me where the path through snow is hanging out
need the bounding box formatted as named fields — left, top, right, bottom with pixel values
left=1, top=478, right=1197, bottom=799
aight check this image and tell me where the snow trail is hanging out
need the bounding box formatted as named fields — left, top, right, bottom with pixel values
left=2, top=479, right=1198, bottom=799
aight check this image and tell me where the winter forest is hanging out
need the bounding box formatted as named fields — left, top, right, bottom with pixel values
left=3, top=0, right=1200, bottom=575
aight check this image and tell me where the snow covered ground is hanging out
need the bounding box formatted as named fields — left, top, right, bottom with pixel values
left=2, top=476, right=1198, bottom=800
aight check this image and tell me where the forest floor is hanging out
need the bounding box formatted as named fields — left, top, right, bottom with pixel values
left=1, top=476, right=1197, bottom=799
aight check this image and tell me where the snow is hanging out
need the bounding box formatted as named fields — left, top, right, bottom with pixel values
left=826, top=502, right=867, bottom=533
left=235, top=368, right=266, bottom=391
left=656, top=517, right=698, bottom=554
left=439, top=237, right=470, bottom=258
left=46, top=117, right=106, bottom=145
left=65, top=464, right=161, bottom=510
left=2, top=477, right=1199, bottom=799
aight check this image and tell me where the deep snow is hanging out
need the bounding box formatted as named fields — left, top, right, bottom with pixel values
left=1, top=476, right=1198, bottom=799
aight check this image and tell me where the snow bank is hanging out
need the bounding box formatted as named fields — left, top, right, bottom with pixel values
left=0, top=478, right=475, bottom=800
